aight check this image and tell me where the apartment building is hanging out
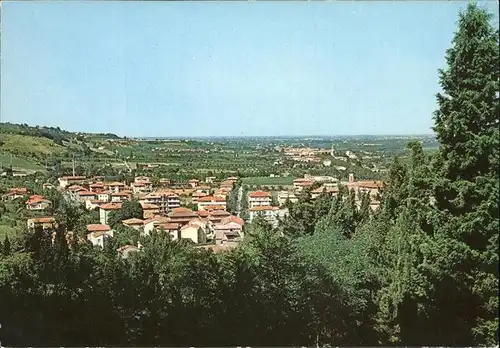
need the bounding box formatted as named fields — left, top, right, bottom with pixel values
left=248, top=190, right=272, bottom=208
left=197, top=196, right=227, bottom=211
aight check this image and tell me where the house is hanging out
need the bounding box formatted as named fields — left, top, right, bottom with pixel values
left=197, top=210, right=210, bottom=218
left=107, top=182, right=126, bottom=193
left=220, top=215, right=245, bottom=227
left=346, top=173, right=384, bottom=200
left=3, top=187, right=28, bottom=200
left=277, top=191, right=298, bottom=206
left=117, top=245, right=140, bottom=259
left=179, top=222, right=204, bottom=244
left=97, top=191, right=111, bottom=203
left=42, top=183, right=55, bottom=190
left=191, top=191, right=208, bottom=204
left=58, top=176, right=86, bottom=188
left=99, top=202, right=122, bottom=225
left=205, top=176, right=216, bottom=184
left=293, top=178, right=313, bottom=192
left=197, top=196, right=227, bottom=211
left=76, top=190, right=96, bottom=203
left=213, top=221, right=243, bottom=247
left=195, top=185, right=211, bottom=194
left=26, top=196, right=52, bottom=211
left=89, top=182, right=105, bottom=192
left=122, top=218, right=144, bottom=231
left=369, top=200, right=381, bottom=211
left=140, top=191, right=180, bottom=214
left=86, top=224, right=114, bottom=248
left=311, top=186, right=340, bottom=199
left=85, top=199, right=101, bottom=211
left=207, top=210, right=231, bottom=224
left=248, top=191, right=272, bottom=208
left=167, top=207, right=198, bottom=226
left=157, top=222, right=181, bottom=239
left=248, top=206, right=281, bottom=226
left=131, top=181, right=153, bottom=194
left=143, top=216, right=170, bottom=236
left=111, top=192, right=130, bottom=202
left=67, top=185, right=86, bottom=194
left=159, top=178, right=171, bottom=187
left=188, top=179, right=200, bottom=188
left=27, top=216, right=56, bottom=230
left=92, top=176, right=105, bottom=182
left=323, top=159, right=332, bottom=167
left=140, top=202, right=160, bottom=219
left=134, top=176, right=150, bottom=183
left=305, top=175, right=339, bottom=184
left=219, top=180, right=234, bottom=191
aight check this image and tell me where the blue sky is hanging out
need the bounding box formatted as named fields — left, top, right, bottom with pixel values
left=1, top=1, right=498, bottom=137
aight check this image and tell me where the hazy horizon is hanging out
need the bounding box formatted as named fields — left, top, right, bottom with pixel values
left=2, top=1, right=498, bottom=137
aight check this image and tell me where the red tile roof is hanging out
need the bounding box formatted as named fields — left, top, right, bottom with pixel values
left=112, top=192, right=130, bottom=196
left=143, top=216, right=169, bottom=225
left=198, top=196, right=226, bottom=202
left=209, top=210, right=231, bottom=217
left=61, top=176, right=86, bottom=180
left=10, top=187, right=28, bottom=194
left=221, top=215, right=245, bottom=226
left=122, top=218, right=144, bottom=225
left=197, top=211, right=210, bottom=217
left=249, top=190, right=271, bottom=198
left=77, top=190, right=95, bottom=196
left=140, top=203, right=160, bottom=210
left=294, top=178, right=312, bottom=183
left=99, top=202, right=123, bottom=210
left=158, top=222, right=180, bottom=230
left=168, top=209, right=197, bottom=218
left=108, top=182, right=125, bottom=186
left=68, top=185, right=85, bottom=192
left=26, top=197, right=51, bottom=205
left=356, top=181, right=384, bottom=189
left=89, top=183, right=104, bottom=188
left=29, top=216, right=55, bottom=223
left=249, top=205, right=279, bottom=211
left=87, top=224, right=111, bottom=232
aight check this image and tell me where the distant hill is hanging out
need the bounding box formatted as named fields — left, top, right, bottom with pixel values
left=0, top=122, right=121, bottom=171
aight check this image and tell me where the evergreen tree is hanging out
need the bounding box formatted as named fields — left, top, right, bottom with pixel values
left=430, top=3, right=499, bottom=345
left=3, top=235, right=11, bottom=256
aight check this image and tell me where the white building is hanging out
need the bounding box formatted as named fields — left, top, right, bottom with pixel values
left=248, top=206, right=281, bottom=226
left=248, top=191, right=272, bottom=208
left=58, top=176, right=86, bottom=189
left=197, top=196, right=227, bottom=211
left=86, top=224, right=114, bottom=248
left=277, top=191, right=298, bottom=206
left=99, top=202, right=122, bottom=225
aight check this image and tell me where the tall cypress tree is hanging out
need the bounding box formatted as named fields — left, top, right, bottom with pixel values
left=431, top=2, right=499, bottom=345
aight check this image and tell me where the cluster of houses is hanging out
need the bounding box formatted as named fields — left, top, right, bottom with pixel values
left=87, top=208, right=245, bottom=257
left=275, top=173, right=383, bottom=211
left=5, top=171, right=383, bottom=257
left=6, top=175, right=243, bottom=256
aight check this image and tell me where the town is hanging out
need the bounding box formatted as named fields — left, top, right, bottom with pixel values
left=2, top=144, right=384, bottom=257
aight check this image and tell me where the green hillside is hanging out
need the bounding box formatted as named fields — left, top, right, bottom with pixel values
left=0, top=122, right=121, bottom=171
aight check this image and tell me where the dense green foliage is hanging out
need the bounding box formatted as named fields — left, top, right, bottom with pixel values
left=0, top=4, right=497, bottom=346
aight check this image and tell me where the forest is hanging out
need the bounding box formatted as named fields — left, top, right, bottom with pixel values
left=0, top=3, right=498, bottom=346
